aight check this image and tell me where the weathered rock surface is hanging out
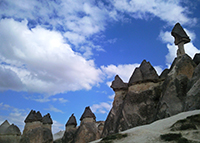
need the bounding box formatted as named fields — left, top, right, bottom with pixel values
left=42, top=113, right=53, bottom=125
left=0, top=120, right=10, bottom=134
left=73, top=122, right=100, bottom=143
left=20, top=127, right=53, bottom=143
left=80, top=106, right=96, bottom=121
left=0, top=121, right=21, bottom=143
left=110, top=75, right=128, bottom=91
left=157, top=54, right=196, bottom=119
left=24, top=110, right=43, bottom=123
left=4, top=124, right=21, bottom=136
left=102, top=54, right=200, bottom=138
left=129, top=60, right=159, bottom=85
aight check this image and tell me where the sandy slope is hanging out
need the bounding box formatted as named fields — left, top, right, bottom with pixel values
left=92, top=110, right=200, bottom=143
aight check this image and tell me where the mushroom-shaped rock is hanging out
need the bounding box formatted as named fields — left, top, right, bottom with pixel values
left=0, top=120, right=10, bottom=134
left=80, top=106, right=96, bottom=121
left=42, top=113, right=53, bottom=124
left=24, top=110, right=42, bottom=123
left=171, top=23, right=190, bottom=45
left=110, top=75, right=128, bottom=91
left=4, top=124, right=21, bottom=136
left=66, top=113, right=77, bottom=127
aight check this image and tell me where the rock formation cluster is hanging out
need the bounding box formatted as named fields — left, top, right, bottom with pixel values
left=54, top=106, right=104, bottom=143
left=101, top=53, right=200, bottom=137
left=0, top=120, right=21, bottom=143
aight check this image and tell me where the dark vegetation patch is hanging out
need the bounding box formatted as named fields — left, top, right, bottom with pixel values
left=100, top=133, right=128, bottom=143
left=160, top=133, right=182, bottom=141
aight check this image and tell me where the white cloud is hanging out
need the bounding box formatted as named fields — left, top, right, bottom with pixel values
left=52, top=98, right=68, bottom=103
left=108, top=94, right=115, bottom=100
left=101, top=63, right=163, bottom=83
left=44, top=105, right=64, bottom=113
left=101, top=64, right=140, bottom=82
left=111, top=0, right=197, bottom=25
left=91, top=102, right=112, bottom=114
left=52, top=120, right=64, bottom=134
left=0, top=18, right=102, bottom=95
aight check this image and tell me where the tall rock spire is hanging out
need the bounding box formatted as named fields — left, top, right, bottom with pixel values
left=80, top=106, right=96, bottom=121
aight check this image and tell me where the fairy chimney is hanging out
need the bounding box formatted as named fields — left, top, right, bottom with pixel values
left=65, top=113, right=77, bottom=131
left=42, top=113, right=53, bottom=130
left=80, top=106, right=96, bottom=124
left=23, top=110, right=43, bottom=134
left=0, top=120, right=10, bottom=134
left=171, top=23, right=191, bottom=57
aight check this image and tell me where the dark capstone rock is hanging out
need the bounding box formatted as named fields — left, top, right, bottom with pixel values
left=80, top=106, right=96, bottom=121
left=128, top=68, right=143, bottom=84
left=0, top=120, right=10, bottom=134
left=193, top=53, right=200, bottom=65
left=42, top=113, right=53, bottom=124
left=110, top=75, right=128, bottom=91
left=159, top=69, right=169, bottom=80
left=171, top=23, right=190, bottom=45
left=129, top=60, right=159, bottom=85
left=4, top=124, right=21, bottom=136
left=24, top=110, right=43, bottom=123
left=66, top=113, right=77, bottom=127
left=139, top=60, right=159, bottom=81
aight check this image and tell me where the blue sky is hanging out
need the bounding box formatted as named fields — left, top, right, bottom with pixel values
left=0, top=0, right=200, bottom=133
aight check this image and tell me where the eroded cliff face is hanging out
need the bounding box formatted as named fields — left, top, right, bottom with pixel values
left=102, top=53, right=200, bottom=138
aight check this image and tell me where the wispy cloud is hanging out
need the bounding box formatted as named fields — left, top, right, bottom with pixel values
left=44, top=105, right=64, bottom=113
left=91, top=102, right=112, bottom=114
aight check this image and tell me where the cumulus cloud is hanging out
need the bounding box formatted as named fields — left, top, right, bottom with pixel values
left=0, top=18, right=102, bottom=95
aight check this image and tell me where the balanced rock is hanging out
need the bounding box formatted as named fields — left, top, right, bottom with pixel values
left=110, top=75, right=128, bottom=91
left=171, top=23, right=190, bottom=45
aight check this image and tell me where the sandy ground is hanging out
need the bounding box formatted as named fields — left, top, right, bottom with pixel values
left=91, top=110, right=200, bottom=143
